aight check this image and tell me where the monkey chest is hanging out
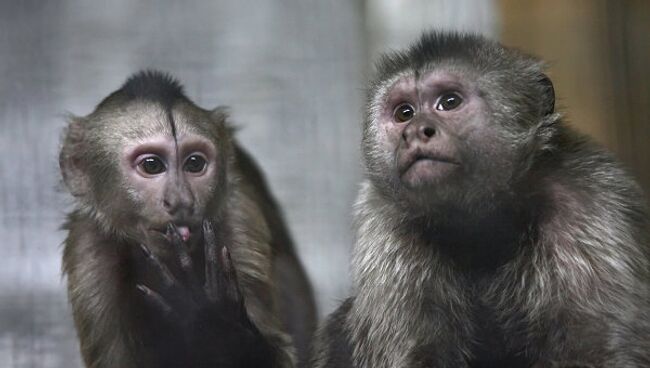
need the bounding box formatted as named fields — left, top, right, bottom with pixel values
left=466, top=302, right=534, bottom=368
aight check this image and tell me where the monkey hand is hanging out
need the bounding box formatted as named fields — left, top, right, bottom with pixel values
left=136, top=220, right=279, bottom=367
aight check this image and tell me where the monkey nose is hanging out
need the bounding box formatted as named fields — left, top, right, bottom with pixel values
left=403, top=121, right=437, bottom=144
left=163, top=198, right=194, bottom=216
left=419, top=125, right=436, bottom=140
left=163, top=199, right=178, bottom=214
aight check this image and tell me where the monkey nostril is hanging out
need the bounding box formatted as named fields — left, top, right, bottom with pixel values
left=163, top=199, right=174, bottom=212
left=421, top=126, right=436, bottom=139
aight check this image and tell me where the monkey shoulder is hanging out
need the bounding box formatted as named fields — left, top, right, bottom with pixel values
left=541, top=131, right=647, bottom=226
left=231, top=145, right=284, bottom=232
left=311, top=298, right=355, bottom=368
left=548, top=128, right=643, bottom=195
left=532, top=130, right=650, bottom=286
left=61, top=210, right=126, bottom=282
left=61, top=211, right=138, bottom=367
left=230, top=142, right=318, bottom=366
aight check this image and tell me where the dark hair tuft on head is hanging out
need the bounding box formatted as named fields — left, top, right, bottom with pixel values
left=374, top=31, right=500, bottom=80
left=119, top=70, right=187, bottom=108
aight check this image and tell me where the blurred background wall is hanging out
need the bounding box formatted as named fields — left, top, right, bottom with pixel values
left=499, top=0, right=649, bottom=193
left=0, top=1, right=646, bottom=367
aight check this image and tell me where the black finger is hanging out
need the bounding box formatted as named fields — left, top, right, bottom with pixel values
left=203, top=220, right=219, bottom=300
left=139, top=243, right=176, bottom=287
left=136, top=284, right=173, bottom=315
left=167, top=224, right=195, bottom=277
left=219, top=245, right=242, bottom=305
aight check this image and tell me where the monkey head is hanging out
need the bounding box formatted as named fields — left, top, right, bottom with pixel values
left=60, top=71, right=231, bottom=247
left=363, top=32, right=557, bottom=215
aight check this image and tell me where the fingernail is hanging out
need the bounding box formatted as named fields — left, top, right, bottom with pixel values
left=140, top=244, right=151, bottom=257
left=221, top=246, right=231, bottom=272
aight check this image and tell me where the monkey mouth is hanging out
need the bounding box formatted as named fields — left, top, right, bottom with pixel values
left=400, top=152, right=459, bottom=174
left=149, top=223, right=195, bottom=243
left=175, top=225, right=192, bottom=242
left=413, top=154, right=458, bottom=165
left=398, top=150, right=460, bottom=185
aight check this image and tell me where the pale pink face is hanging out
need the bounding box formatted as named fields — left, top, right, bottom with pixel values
left=368, top=67, right=518, bottom=202
left=108, top=102, right=225, bottom=246
left=121, top=132, right=219, bottom=243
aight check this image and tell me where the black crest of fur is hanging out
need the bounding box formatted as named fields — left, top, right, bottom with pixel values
left=96, top=70, right=189, bottom=111
left=375, top=32, right=500, bottom=78
left=119, top=70, right=188, bottom=108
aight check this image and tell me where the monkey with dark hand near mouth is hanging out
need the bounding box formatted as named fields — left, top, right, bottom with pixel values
left=133, top=221, right=279, bottom=367
left=311, top=32, right=650, bottom=368
left=59, top=71, right=316, bottom=368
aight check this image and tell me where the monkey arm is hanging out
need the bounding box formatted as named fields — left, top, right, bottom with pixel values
left=136, top=220, right=284, bottom=368
left=62, top=217, right=145, bottom=368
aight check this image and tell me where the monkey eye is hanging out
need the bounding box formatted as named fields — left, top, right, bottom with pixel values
left=139, top=156, right=166, bottom=175
left=435, top=93, right=463, bottom=111
left=393, top=103, right=415, bottom=122
left=184, top=155, right=207, bottom=174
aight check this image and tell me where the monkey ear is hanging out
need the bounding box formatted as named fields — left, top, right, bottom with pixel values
left=59, top=117, right=90, bottom=197
left=210, top=106, right=230, bottom=124
left=538, top=74, right=555, bottom=116
left=210, top=106, right=239, bottom=136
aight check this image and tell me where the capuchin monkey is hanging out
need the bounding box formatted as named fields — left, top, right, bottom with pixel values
left=310, top=32, right=650, bottom=367
left=59, top=71, right=316, bottom=368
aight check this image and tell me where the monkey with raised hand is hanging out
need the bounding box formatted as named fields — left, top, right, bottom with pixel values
left=59, top=71, right=316, bottom=368
left=311, top=32, right=650, bottom=368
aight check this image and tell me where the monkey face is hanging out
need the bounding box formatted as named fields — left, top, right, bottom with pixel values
left=61, top=100, right=230, bottom=246
left=120, top=133, right=220, bottom=245
left=364, top=67, right=521, bottom=210
left=109, top=103, right=228, bottom=247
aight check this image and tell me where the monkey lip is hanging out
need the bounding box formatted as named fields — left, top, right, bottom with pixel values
left=398, top=151, right=460, bottom=186
left=413, top=154, right=458, bottom=165
left=149, top=224, right=194, bottom=242
left=175, top=226, right=191, bottom=242
left=400, top=152, right=459, bottom=175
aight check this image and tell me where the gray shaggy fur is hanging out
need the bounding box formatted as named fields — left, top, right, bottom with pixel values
left=60, top=71, right=315, bottom=367
left=312, top=32, right=650, bottom=368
